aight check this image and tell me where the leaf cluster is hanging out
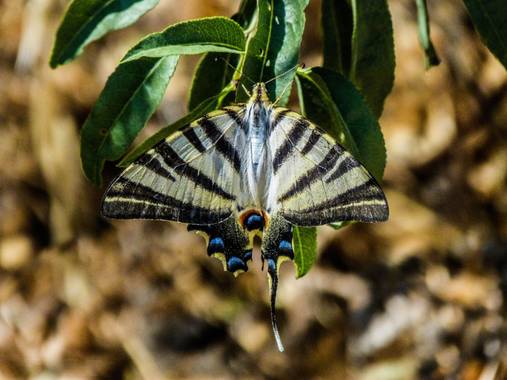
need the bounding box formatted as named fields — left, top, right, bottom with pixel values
left=51, top=0, right=507, bottom=277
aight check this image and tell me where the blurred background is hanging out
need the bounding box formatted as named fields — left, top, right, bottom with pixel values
left=1, top=0, right=506, bottom=379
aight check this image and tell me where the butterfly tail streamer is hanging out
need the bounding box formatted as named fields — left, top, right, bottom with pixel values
left=268, top=266, right=285, bottom=352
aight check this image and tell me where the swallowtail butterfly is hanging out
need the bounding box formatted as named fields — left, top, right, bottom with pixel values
left=102, top=83, right=389, bottom=351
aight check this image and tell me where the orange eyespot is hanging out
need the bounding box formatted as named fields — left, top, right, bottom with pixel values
left=239, top=209, right=269, bottom=231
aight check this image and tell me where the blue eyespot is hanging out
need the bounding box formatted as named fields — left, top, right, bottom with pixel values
left=267, top=258, right=277, bottom=273
left=243, top=250, right=253, bottom=262
left=245, top=213, right=264, bottom=231
left=207, top=236, right=225, bottom=255
left=278, top=240, right=293, bottom=258
left=227, top=256, right=247, bottom=272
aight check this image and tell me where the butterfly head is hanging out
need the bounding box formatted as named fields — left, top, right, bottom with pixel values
left=250, top=83, right=270, bottom=104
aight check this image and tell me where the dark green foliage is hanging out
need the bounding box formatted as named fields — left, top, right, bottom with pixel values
left=321, top=0, right=395, bottom=117
left=462, top=0, right=507, bottom=69
left=81, top=56, right=178, bottom=186
left=236, top=0, right=310, bottom=104
left=322, top=0, right=353, bottom=75
left=188, top=53, right=238, bottom=111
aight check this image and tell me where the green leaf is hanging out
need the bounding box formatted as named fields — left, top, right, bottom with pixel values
left=119, top=85, right=235, bottom=167
left=349, top=0, right=395, bottom=118
left=416, top=0, right=440, bottom=68
left=296, top=67, right=386, bottom=182
left=321, top=0, right=353, bottom=74
left=462, top=0, right=507, bottom=69
left=81, top=56, right=177, bottom=185
left=187, top=2, right=258, bottom=110
left=292, top=226, right=317, bottom=278
left=122, top=17, right=246, bottom=62
left=235, top=0, right=258, bottom=29
left=50, top=0, right=159, bottom=68
left=236, top=0, right=310, bottom=104
left=188, top=52, right=238, bottom=111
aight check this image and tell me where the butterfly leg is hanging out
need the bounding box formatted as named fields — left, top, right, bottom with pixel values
left=260, top=213, right=294, bottom=352
left=188, top=216, right=252, bottom=277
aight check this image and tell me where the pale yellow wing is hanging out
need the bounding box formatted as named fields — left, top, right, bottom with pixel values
left=102, top=106, right=247, bottom=224
left=267, top=108, right=388, bottom=226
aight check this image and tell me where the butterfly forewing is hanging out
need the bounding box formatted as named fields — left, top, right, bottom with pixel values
left=102, top=106, right=246, bottom=225
left=267, top=108, right=388, bottom=226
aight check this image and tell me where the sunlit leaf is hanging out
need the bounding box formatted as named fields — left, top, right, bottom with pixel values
left=122, top=17, right=245, bottom=62
left=236, top=0, right=310, bottom=103
left=50, top=0, right=159, bottom=68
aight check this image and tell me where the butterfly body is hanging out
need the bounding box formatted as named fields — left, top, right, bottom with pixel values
left=101, top=82, right=389, bottom=352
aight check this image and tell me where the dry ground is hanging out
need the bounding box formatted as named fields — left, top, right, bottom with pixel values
left=0, top=1, right=506, bottom=379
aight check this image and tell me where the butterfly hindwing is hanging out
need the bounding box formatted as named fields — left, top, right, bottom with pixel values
left=102, top=106, right=246, bottom=225
left=267, top=108, right=388, bottom=226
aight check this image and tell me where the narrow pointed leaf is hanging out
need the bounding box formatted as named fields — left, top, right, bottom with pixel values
left=122, top=17, right=245, bottom=62
left=81, top=56, right=177, bottom=185
left=188, top=52, right=238, bottom=111
left=50, top=0, right=159, bottom=68
left=349, top=0, right=395, bottom=117
left=187, top=2, right=257, bottom=110
left=293, top=227, right=317, bottom=278
left=321, top=0, right=353, bottom=74
left=462, top=0, right=507, bottom=69
left=236, top=0, right=310, bottom=103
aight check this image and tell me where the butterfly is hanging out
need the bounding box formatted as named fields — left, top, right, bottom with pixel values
left=101, top=82, right=389, bottom=352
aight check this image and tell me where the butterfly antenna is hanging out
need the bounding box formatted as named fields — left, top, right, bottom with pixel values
left=241, top=83, right=252, bottom=98
left=216, top=56, right=256, bottom=86
left=273, top=79, right=294, bottom=106
left=268, top=267, right=285, bottom=352
left=264, top=63, right=302, bottom=85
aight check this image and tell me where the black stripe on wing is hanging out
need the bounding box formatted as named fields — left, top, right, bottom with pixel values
left=304, top=178, right=387, bottom=213
left=301, top=129, right=321, bottom=155
left=102, top=178, right=229, bottom=223
left=325, top=155, right=361, bottom=183
left=183, top=127, right=206, bottom=153
left=154, top=142, right=235, bottom=201
left=271, top=109, right=289, bottom=133
left=272, top=118, right=308, bottom=174
left=278, top=147, right=341, bottom=202
left=136, top=153, right=176, bottom=181
left=198, top=116, right=242, bottom=172
left=223, top=107, right=244, bottom=130
left=280, top=178, right=388, bottom=225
